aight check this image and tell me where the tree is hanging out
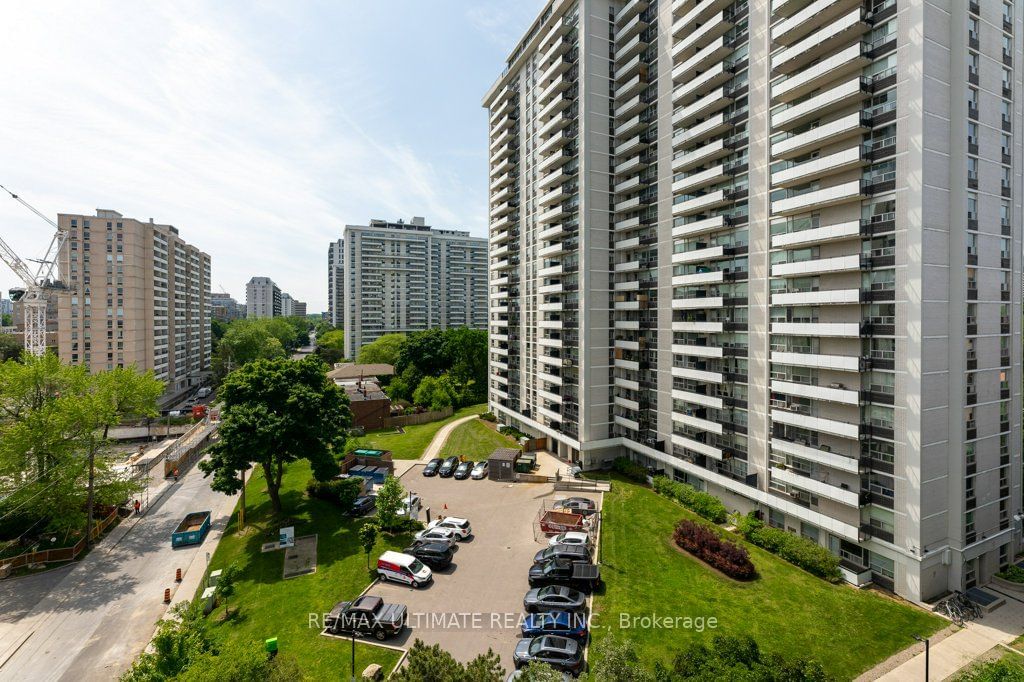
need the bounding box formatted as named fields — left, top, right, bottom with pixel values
left=669, top=635, right=830, bottom=681
left=374, top=475, right=406, bottom=531
left=211, top=318, right=228, bottom=352
left=413, top=375, right=456, bottom=411
left=358, top=523, right=378, bottom=570
left=591, top=638, right=654, bottom=682
left=120, top=601, right=211, bottom=681
left=443, top=327, right=488, bottom=402
left=213, top=321, right=286, bottom=379
left=357, top=333, right=407, bottom=366
left=396, top=328, right=447, bottom=377
left=0, top=334, right=21, bottom=361
left=517, top=662, right=566, bottom=681
left=176, top=645, right=302, bottom=682
left=216, top=562, right=241, bottom=619
left=392, top=640, right=504, bottom=682
left=199, top=356, right=351, bottom=514
left=1, top=312, right=12, bottom=326
left=315, top=329, right=345, bottom=366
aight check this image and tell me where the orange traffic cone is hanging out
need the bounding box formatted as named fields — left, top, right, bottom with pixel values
left=175, top=568, right=182, bottom=582
left=443, top=503, right=448, bottom=510
left=163, top=588, right=171, bottom=603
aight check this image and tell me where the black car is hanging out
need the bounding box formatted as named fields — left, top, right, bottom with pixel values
left=325, top=595, right=407, bottom=641
left=402, top=541, right=454, bottom=570
left=533, top=544, right=590, bottom=565
left=453, top=461, right=473, bottom=480
left=438, top=456, right=460, bottom=478
left=513, top=635, right=584, bottom=675
left=523, top=585, right=587, bottom=613
left=528, top=559, right=601, bottom=592
left=349, top=495, right=376, bottom=516
left=423, top=458, right=443, bottom=477
left=553, top=497, right=597, bottom=517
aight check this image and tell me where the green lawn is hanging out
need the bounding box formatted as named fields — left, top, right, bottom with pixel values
left=199, top=461, right=407, bottom=679
left=593, top=476, right=945, bottom=680
left=360, top=403, right=486, bottom=459
left=438, top=418, right=519, bottom=461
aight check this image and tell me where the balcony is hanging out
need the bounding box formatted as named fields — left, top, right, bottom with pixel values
left=672, top=320, right=724, bottom=333
left=672, top=86, right=733, bottom=128
left=673, top=112, right=730, bottom=148
left=771, top=8, right=868, bottom=76
left=673, top=410, right=724, bottom=436
left=771, top=408, right=860, bottom=440
left=770, top=219, right=860, bottom=248
left=673, top=295, right=725, bottom=310
left=615, top=32, right=649, bottom=64
left=673, top=164, right=729, bottom=195
left=673, top=138, right=734, bottom=173
left=771, top=288, right=860, bottom=307
left=770, top=379, right=860, bottom=405
left=770, top=321, right=860, bottom=337
left=673, top=0, right=732, bottom=36
left=672, top=269, right=725, bottom=287
left=771, top=180, right=863, bottom=216
left=671, top=432, right=724, bottom=460
left=771, top=77, right=869, bottom=131
left=772, top=0, right=862, bottom=47
left=771, top=145, right=865, bottom=187
left=771, top=437, right=860, bottom=474
left=672, top=244, right=728, bottom=265
left=672, top=11, right=734, bottom=64
left=771, top=253, right=862, bottom=277
left=672, top=343, right=724, bottom=359
left=672, top=387, right=724, bottom=409
left=772, top=111, right=869, bottom=159
left=770, top=466, right=860, bottom=507
left=617, top=0, right=648, bottom=27
left=672, top=34, right=732, bottom=84
left=672, top=214, right=729, bottom=239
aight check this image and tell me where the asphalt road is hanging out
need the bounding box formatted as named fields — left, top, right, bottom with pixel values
left=0, top=458, right=238, bottom=681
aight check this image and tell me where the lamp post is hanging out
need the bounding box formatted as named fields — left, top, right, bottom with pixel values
left=913, top=635, right=929, bottom=681
left=350, top=628, right=356, bottom=682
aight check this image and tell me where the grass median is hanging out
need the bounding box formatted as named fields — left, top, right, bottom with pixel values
left=360, top=403, right=486, bottom=459
left=438, top=418, right=519, bottom=461
left=592, top=475, right=945, bottom=680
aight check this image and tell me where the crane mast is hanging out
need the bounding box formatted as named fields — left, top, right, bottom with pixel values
left=0, top=185, right=67, bottom=356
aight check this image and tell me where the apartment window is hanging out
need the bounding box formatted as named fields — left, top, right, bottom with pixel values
left=1001, top=201, right=1012, bottom=226
left=1004, top=34, right=1014, bottom=61
left=966, top=232, right=978, bottom=258
left=1002, top=133, right=1013, bottom=156
left=968, top=86, right=979, bottom=116
left=967, top=193, right=978, bottom=221
left=968, top=122, right=979, bottom=146
left=969, top=16, right=980, bottom=43
left=1003, top=68, right=1013, bottom=96
left=968, top=52, right=980, bottom=79
left=1003, top=99, right=1013, bottom=126
left=967, top=156, right=978, bottom=183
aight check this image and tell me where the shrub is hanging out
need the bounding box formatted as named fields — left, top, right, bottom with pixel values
left=651, top=476, right=728, bottom=524
left=996, top=565, right=1024, bottom=584
left=305, top=477, right=363, bottom=512
left=479, top=412, right=497, bottom=422
left=612, top=456, right=648, bottom=483
left=673, top=519, right=755, bottom=580
left=734, top=512, right=841, bottom=581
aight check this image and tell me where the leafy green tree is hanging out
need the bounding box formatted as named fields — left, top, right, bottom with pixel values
left=396, top=328, right=447, bottom=377
left=412, top=375, right=457, bottom=411
left=443, top=327, right=487, bottom=401
left=315, top=328, right=345, bottom=366
left=592, top=637, right=654, bottom=682
left=177, top=645, right=302, bottom=682
left=1, top=312, right=12, bottom=326
left=199, top=356, right=351, bottom=514
left=392, top=640, right=504, bottom=682
left=358, top=523, right=378, bottom=570
left=211, top=318, right=228, bottom=352
left=517, top=662, right=566, bottom=681
left=259, top=318, right=299, bottom=351
left=0, top=334, right=21, bottom=361
left=213, top=321, right=286, bottom=379
left=120, top=601, right=211, bottom=681
left=279, top=316, right=310, bottom=347
left=216, top=561, right=241, bottom=619
left=374, top=475, right=406, bottom=531
left=357, top=333, right=407, bottom=366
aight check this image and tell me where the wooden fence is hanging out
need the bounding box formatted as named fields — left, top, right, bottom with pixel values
left=0, top=506, right=120, bottom=573
left=381, top=407, right=454, bottom=428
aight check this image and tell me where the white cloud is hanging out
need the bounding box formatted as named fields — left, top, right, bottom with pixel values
left=0, top=2, right=481, bottom=311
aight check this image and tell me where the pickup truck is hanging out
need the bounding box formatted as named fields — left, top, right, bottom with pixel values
left=325, top=595, right=407, bottom=641
left=528, top=558, right=602, bottom=593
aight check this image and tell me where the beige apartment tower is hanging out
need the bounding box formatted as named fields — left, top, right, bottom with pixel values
left=484, top=0, right=1023, bottom=602
left=56, top=209, right=212, bottom=403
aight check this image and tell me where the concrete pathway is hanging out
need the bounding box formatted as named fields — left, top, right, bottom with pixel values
left=871, top=598, right=1024, bottom=681
left=0, top=455, right=239, bottom=682
left=417, top=414, right=480, bottom=463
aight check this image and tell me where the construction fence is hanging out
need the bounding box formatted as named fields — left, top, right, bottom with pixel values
left=0, top=506, right=120, bottom=575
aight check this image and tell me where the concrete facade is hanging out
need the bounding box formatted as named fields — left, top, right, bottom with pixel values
left=56, top=209, right=211, bottom=403
left=327, top=238, right=344, bottom=328
left=484, top=0, right=1023, bottom=603
left=245, top=276, right=281, bottom=318
left=341, top=217, right=488, bottom=359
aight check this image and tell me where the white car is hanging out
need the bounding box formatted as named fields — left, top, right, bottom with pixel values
left=471, top=461, right=489, bottom=479
left=548, top=531, right=590, bottom=548
left=413, top=527, right=458, bottom=548
left=427, top=516, right=472, bottom=540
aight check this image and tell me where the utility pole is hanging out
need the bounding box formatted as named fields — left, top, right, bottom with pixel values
left=238, top=467, right=246, bottom=530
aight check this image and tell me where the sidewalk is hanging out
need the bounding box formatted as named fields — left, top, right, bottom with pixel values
left=870, top=599, right=1024, bottom=680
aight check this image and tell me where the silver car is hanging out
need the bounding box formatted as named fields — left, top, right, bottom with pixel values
left=471, top=461, right=489, bottom=479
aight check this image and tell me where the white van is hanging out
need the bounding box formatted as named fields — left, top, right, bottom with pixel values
left=376, top=550, right=433, bottom=588
left=196, top=387, right=212, bottom=398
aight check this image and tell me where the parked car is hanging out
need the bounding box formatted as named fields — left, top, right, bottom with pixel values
left=552, top=497, right=597, bottom=516
left=521, top=611, right=589, bottom=641
left=512, top=635, right=585, bottom=675
left=423, top=458, right=443, bottom=477
left=399, top=494, right=422, bottom=518
left=471, top=461, right=489, bottom=479
left=402, top=542, right=454, bottom=570
left=376, top=550, right=432, bottom=588
left=349, top=495, right=376, bottom=516
left=438, top=456, right=460, bottom=478
left=547, top=531, right=590, bottom=549
left=523, top=585, right=587, bottom=613
left=453, top=461, right=473, bottom=479
left=528, top=559, right=601, bottom=593
left=533, top=544, right=590, bottom=565
left=325, top=595, right=406, bottom=641
left=427, top=516, right=472, bottom=540
left=413, top=526, right=458, bottom=548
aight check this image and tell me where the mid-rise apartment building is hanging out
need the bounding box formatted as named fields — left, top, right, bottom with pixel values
left=484, top=0, right=1022, bottom=602
left=293, top=300, right=307, bottom=318
left=210, top=292, right=244, bottom=322
left=281, top=292, right=295, bottom=317
left=246, top=276, right=281, bottom=318
left=56, top=209, right=211, bottom=402
left=328, top=238, right=344, bottom=328
left=341, top=217, right=488, bottom=359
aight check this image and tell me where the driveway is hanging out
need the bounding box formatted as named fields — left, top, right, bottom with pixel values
left=0, top=457, right=238, bottom=681
left=361, top=466, right=601, bottom=666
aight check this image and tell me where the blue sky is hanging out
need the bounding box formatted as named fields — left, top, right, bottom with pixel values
left=0, top=1, right=544, bottom=311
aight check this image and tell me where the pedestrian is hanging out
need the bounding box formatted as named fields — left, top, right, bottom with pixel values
left=173, top=467, right=179, bottom=482
left=133, top=499, right=141, bottom=515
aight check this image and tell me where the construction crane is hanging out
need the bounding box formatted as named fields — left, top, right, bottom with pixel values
left=0, top=185, right=67, bottom=356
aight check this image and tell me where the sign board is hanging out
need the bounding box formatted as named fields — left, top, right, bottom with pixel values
left=279, top=526, right=295, bottom=548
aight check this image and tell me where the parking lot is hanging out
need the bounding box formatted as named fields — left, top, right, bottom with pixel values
left=364, top=463, right=602, bottom=665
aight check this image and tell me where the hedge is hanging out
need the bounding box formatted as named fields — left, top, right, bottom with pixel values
left=735, top=512, right=841, bottom=582
left=996, top=565, right=1024, bottom=584
left=306, top=477, right=364, bottom=512
left=674, top=519, right=755, bottom=580
left=651, top=475, right=728, bottom=524
left=611, top=456, right=648, bottom=483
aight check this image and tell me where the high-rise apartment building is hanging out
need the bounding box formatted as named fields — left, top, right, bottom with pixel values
left=246, top=276, right=281, bottom=318
left=56, top=209, right=211, bottom=402
left=281, top=292, right=295, bottom=317
left=341, top=217, right=488, bottom=359
left=210, top=292, right=244, bottom=322
left=484, top=0, right=1022, bottom=602
left=328, top=238, right=344, bottom=328
left=293, top=300, right=307, bottom=318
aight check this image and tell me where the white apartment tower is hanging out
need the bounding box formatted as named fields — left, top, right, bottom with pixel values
left=327, top=238, right=344, bottom=328
left=484, top=0, right=1023, bottom=602
left=341, top=217, right=488, bottom=359
left=246, top=276, right=281, bottom=318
